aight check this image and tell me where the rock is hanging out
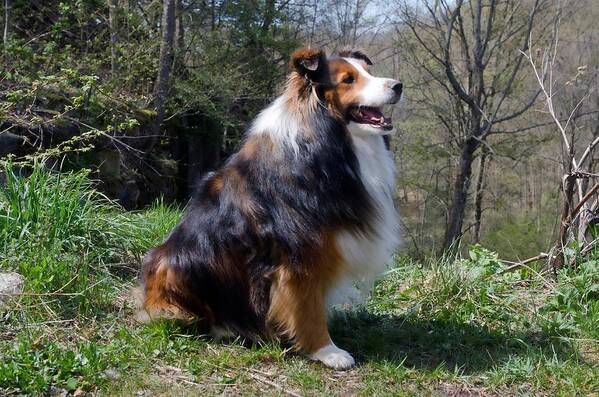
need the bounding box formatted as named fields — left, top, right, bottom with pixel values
left=0, top=272, right=24, bottom=303
left=96, top=148, right=121, bottom=179
left=0, top=132, right=25, bottom=157
left=118, top=180, right=140, bottom=210
left=103, top=368, right=121, bottom=380
left=46, top=386, right=68, bottom=397
left=73, top=387, right=85, bottom=396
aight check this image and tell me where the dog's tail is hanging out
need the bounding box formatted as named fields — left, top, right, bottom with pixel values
left=134, top=245, right=213, bottom=326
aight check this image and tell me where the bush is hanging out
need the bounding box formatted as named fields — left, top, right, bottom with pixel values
left=541, top=259, right=599, bottom=339
left=372, top=245, right=550, bottom=331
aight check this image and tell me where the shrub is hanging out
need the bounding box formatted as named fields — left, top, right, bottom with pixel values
left=541, top=259, right=599, bottom=339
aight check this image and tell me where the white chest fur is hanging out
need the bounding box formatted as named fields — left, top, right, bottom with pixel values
left=329, top=128, right=401, bottom=307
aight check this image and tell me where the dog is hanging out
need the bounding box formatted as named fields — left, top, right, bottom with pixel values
left=139, top=48, right=402, bottom=369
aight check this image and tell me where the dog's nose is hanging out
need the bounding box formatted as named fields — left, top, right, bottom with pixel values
left=392, top=81, right=403, bottom=96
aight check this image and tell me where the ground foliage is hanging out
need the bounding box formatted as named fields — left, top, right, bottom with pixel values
left=0, top=164, right=596, bottom=395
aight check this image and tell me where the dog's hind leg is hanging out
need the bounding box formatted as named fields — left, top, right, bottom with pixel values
left=137, top=253, right=187, bottom=322
left=137, top=246, right=211, bottom=324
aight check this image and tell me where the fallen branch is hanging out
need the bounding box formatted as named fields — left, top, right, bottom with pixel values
left=499, top=253, right=550, bottom=274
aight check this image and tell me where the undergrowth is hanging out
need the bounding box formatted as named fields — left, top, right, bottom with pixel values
left=0, top=163, right=597, bottom=396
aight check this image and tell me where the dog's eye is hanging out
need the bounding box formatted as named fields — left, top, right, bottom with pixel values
left=342, top=75, right=354, bottom=84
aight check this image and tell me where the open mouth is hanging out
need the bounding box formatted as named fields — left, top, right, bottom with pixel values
left=347, top=106, right=393, bottom=130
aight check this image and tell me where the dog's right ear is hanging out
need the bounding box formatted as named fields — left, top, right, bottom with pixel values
left=290, top=48, right=326, bottom=81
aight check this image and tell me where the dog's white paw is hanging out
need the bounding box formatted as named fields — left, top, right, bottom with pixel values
left=309, top=342, right=355, bottom=370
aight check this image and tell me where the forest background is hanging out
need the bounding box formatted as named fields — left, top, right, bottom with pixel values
left=3, top=0, right=597, bottom=260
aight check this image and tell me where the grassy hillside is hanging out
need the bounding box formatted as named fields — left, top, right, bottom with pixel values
left=0, top=164, right=597, bottom=396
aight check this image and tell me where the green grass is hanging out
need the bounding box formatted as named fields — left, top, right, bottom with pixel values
left=1, top=163, right=597, bottom=396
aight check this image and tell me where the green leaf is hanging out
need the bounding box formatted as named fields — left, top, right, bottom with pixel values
left=66, top=377, right=78, bottom=390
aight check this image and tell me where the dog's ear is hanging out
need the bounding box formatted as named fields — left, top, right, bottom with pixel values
left=290, top=48, right=326, bottom=80
left=338, top=49, right=373, bottom=66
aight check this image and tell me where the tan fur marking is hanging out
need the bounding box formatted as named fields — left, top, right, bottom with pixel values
left=143, top=258, right=185, bottom=319
left=208, top=175, right=224, bottom=197
left=239, top=134, right=276, bottom=159
left=223, top=167, right=259, bottom=220
left=267, top=232, right=344, bottom=353
left=289, top=48, right=323, bottom=71
left=325, top=59, right=369, bottom=117
left=142, top=252, right=213, bottom=323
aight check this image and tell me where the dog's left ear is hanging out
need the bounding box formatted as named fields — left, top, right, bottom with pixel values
left=338, top=49, right=373, bottom=66
left=290, top=48, right=326, bottom=81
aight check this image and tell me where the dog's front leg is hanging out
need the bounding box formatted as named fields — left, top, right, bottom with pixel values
left=268, top=267, right=355, bottom=370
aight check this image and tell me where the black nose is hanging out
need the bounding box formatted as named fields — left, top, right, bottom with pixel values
left=392, top=82, right=403, bottom=96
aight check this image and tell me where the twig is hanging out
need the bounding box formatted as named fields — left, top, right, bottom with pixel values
left=0, top=277, right=108, bottom=297
left=246, top=373, right=301, bottom=397
left=499, top=255, right=556, bottom=289
left=580, top=238, right=599, bottom=256
left=247, top=367, right=276, bottom=377
left=578, top=135, right=599, bottom=168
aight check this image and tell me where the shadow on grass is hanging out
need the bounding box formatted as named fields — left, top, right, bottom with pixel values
left=329, top=310, right=575, bottom=374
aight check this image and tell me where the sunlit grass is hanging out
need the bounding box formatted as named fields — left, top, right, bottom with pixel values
left=0, top=162, right=597, bottom=395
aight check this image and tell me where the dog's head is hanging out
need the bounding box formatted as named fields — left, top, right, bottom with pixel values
left=290, top=48, right=402, bottom=135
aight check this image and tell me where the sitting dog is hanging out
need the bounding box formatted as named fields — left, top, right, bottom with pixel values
left=140, top=48, right=402, bottom=369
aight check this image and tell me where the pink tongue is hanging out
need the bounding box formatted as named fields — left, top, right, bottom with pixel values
left=360, top=108, right=391, bottom=125
left=361, top=108, right=383, bottom=120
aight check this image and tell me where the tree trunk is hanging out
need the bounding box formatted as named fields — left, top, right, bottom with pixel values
left=473, top=148, right=489, bottom=243
left=174, top=0, right=187, bottom=76
left=254, top=0, right=274, bottom=54
left=148, top=0, right=176, bottom=152
left=555, top=131, right=579, bottom=268
left=443, top=136, right=479, bottom=251
left=261, top=0, right=275, bottom=35
left=108, top=0, right=119, bottom=77
left=3, top=0, right=9, bottom=58
left=175, top=0, right=184, bottom=53
left=210, top=0, right=216, bottom=31
left=555, top=173, right=577, bottom=268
